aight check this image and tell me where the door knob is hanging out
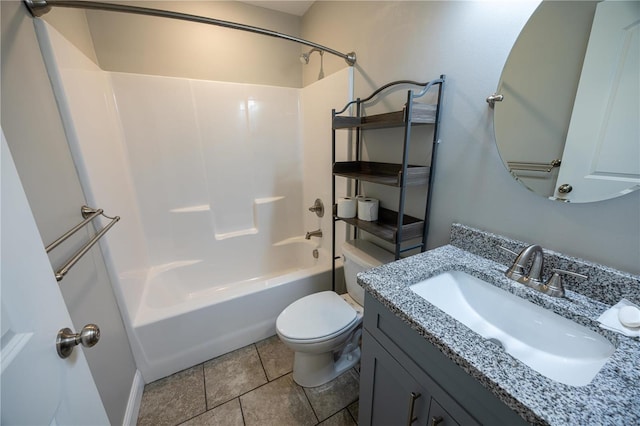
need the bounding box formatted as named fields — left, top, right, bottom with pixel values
left=557, top=184, right=573, bottom=194
left=486, top=93, right=504, bottom=106
left=56, top=324, right=100, bottom=359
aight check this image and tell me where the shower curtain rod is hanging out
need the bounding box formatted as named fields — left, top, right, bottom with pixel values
left=24, top=0, right=356, bottom=66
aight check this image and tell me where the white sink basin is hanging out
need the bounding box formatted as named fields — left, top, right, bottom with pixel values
left=410, top=271, right=615, bottom=386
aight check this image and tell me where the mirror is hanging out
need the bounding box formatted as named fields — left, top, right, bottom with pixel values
left=494, top=0, right=639, bottom=203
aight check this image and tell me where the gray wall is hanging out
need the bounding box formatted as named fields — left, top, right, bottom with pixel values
left=301, top=0, right=639, bottom=275
left=1, top=1, right=137, bottom=424
left=85, top=1, right=303, bottom=87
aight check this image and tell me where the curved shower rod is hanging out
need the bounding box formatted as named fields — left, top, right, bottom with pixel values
left=23, top=0, right=357, bottom=66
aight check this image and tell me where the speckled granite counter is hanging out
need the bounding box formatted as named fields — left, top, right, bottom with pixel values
left=357, top=224, right=640, bottom=425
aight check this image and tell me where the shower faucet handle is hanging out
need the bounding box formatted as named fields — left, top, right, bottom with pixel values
left=308, top=199, right=324, bottom=217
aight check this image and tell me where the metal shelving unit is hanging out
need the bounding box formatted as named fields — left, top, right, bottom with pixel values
left=331, top=76, right=446, bottom=288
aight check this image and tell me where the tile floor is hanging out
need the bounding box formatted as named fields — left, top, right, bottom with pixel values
left=136, top=335, right=360, bottom=426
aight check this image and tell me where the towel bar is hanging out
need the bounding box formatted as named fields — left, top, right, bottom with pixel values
left=45, top=207, right=103, bottom=252
left=507, top=159, right=561, bottom=173
left=45, top=206, right=120, bottom=282
left=54, top=216, right=119, bottom=281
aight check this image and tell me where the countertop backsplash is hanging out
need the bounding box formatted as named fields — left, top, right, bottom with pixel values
left=449, top=223, right=640, bottom=306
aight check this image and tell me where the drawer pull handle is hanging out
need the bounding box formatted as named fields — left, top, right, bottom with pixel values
left=406, top=392, right=421, bottom=425
left=431, top=415, right=444, bottom=426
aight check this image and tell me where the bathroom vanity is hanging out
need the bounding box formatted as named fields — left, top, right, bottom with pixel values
left=360, top=294, right=526, bottom=425
left=357, top=224, right=640, bottom=425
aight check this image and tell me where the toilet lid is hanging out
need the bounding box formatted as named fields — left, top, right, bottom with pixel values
left=277, top=291, right=357, bottom=341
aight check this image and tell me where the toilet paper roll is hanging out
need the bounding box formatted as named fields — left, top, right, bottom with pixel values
left=337, top=197, right=357, bottom=218
left=357, top=198, right=379, bottom=221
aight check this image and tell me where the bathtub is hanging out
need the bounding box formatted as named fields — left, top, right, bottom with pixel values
left=37, top=21, right=353, bottom=383
left=132, top=240, right=334, bottom=382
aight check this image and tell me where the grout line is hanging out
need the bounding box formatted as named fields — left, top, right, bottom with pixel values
left=254, top=343, right=270, bottom=381
left=238, top=397, right=247, bottom=426
left=201, top=363, right=209, bottom=411
left=347, top=406, right=358, bottom=425
left=206, top=381, right=267, bottom=412
left=144, top=340, right=331, bottom=425
left=204, top=344, right=269, bottom=411
left=149, top=363, right=208, bottom=426
left=301, top=386, right=320, bottom=424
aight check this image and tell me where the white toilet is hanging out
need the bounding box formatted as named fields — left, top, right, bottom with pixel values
left=276, top=240, right=394, bottom=387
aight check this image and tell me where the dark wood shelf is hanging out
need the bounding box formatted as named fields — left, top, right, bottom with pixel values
left=334, top=206, right=424, bottom=244
left=333, top=102, right=436, bottom=130
left=333, top=161, right=429, bottom=186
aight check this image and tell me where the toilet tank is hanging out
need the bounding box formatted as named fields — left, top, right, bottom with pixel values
left=342, top=240, right=395, bottom=306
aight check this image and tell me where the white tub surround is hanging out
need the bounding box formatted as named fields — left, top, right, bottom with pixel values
left=36, top=21, right=353, bottom=382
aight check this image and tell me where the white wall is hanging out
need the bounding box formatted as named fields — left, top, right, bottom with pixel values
left=301, top=67, right=353, bottom=282
left=302, top=1, right=640, bottom=275
left=111, top=73, right=304, bottom=279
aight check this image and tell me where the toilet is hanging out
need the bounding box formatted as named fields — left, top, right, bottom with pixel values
left=276, top=240, right=394, bottom=387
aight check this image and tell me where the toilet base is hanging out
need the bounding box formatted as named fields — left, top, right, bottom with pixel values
left=292, top=346, right=361, bottom=388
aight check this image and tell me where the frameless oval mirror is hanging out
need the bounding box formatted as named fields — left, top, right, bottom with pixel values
left=494, top=0, right=639, bottom=203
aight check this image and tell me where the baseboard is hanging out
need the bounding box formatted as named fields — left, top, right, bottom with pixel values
left=122, top=370, right=145, bottom=426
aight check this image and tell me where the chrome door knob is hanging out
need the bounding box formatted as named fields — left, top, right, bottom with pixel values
left=56, top=324, right=100, bottom=359
left=557, top=184, right=573, bottom=194
left=486, top=93, right=504, bottom=106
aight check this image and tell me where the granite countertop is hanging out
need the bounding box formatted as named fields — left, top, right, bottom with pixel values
left=357, top=225, right=640, bottom=425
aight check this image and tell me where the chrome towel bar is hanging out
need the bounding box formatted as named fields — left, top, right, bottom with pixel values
left=507, top=159, right=561, bottom=173
left=45, top=206, right=103, bottom=252
left=45, top=206, right=120, bottom=282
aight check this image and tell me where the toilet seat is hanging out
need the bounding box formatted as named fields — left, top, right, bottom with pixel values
left=276, top=291, right=358, bottom=342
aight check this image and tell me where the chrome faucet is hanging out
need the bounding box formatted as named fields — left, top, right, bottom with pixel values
left=305, top=229, right=323, bottom=239
left=505, top=244, right=544, bottom=289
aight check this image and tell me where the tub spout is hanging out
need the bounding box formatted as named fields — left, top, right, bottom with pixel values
left=305, top=229, right=322, bottom=239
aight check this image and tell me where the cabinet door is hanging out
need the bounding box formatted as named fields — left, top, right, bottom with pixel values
left=429, top=398, right=460, bottom=426
left=360, top=330, right=430, bottom=426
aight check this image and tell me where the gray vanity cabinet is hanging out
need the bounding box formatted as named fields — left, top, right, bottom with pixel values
left=360, top=330, right=431, bottom=425
left=359, top=293, right=528, bottom=426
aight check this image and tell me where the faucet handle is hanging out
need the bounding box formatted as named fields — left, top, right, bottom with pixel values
left=308, top=199, right=324, bottom=217
left=499, top=246, right=518, bottom=256
left=544, top=268, right=588, bottom=298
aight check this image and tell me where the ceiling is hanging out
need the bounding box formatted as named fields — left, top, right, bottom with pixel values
left=240, top=1, right=315, bottom=16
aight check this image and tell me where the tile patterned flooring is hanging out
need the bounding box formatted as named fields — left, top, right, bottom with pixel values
left=136, top=335, right=360, bottom=426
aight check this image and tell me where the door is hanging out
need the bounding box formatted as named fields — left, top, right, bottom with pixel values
left=0, top=131, right=108, bottom=425
left=554, top=1, right=640, bottom=202
left=359, top=330, right=430, bottom=425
